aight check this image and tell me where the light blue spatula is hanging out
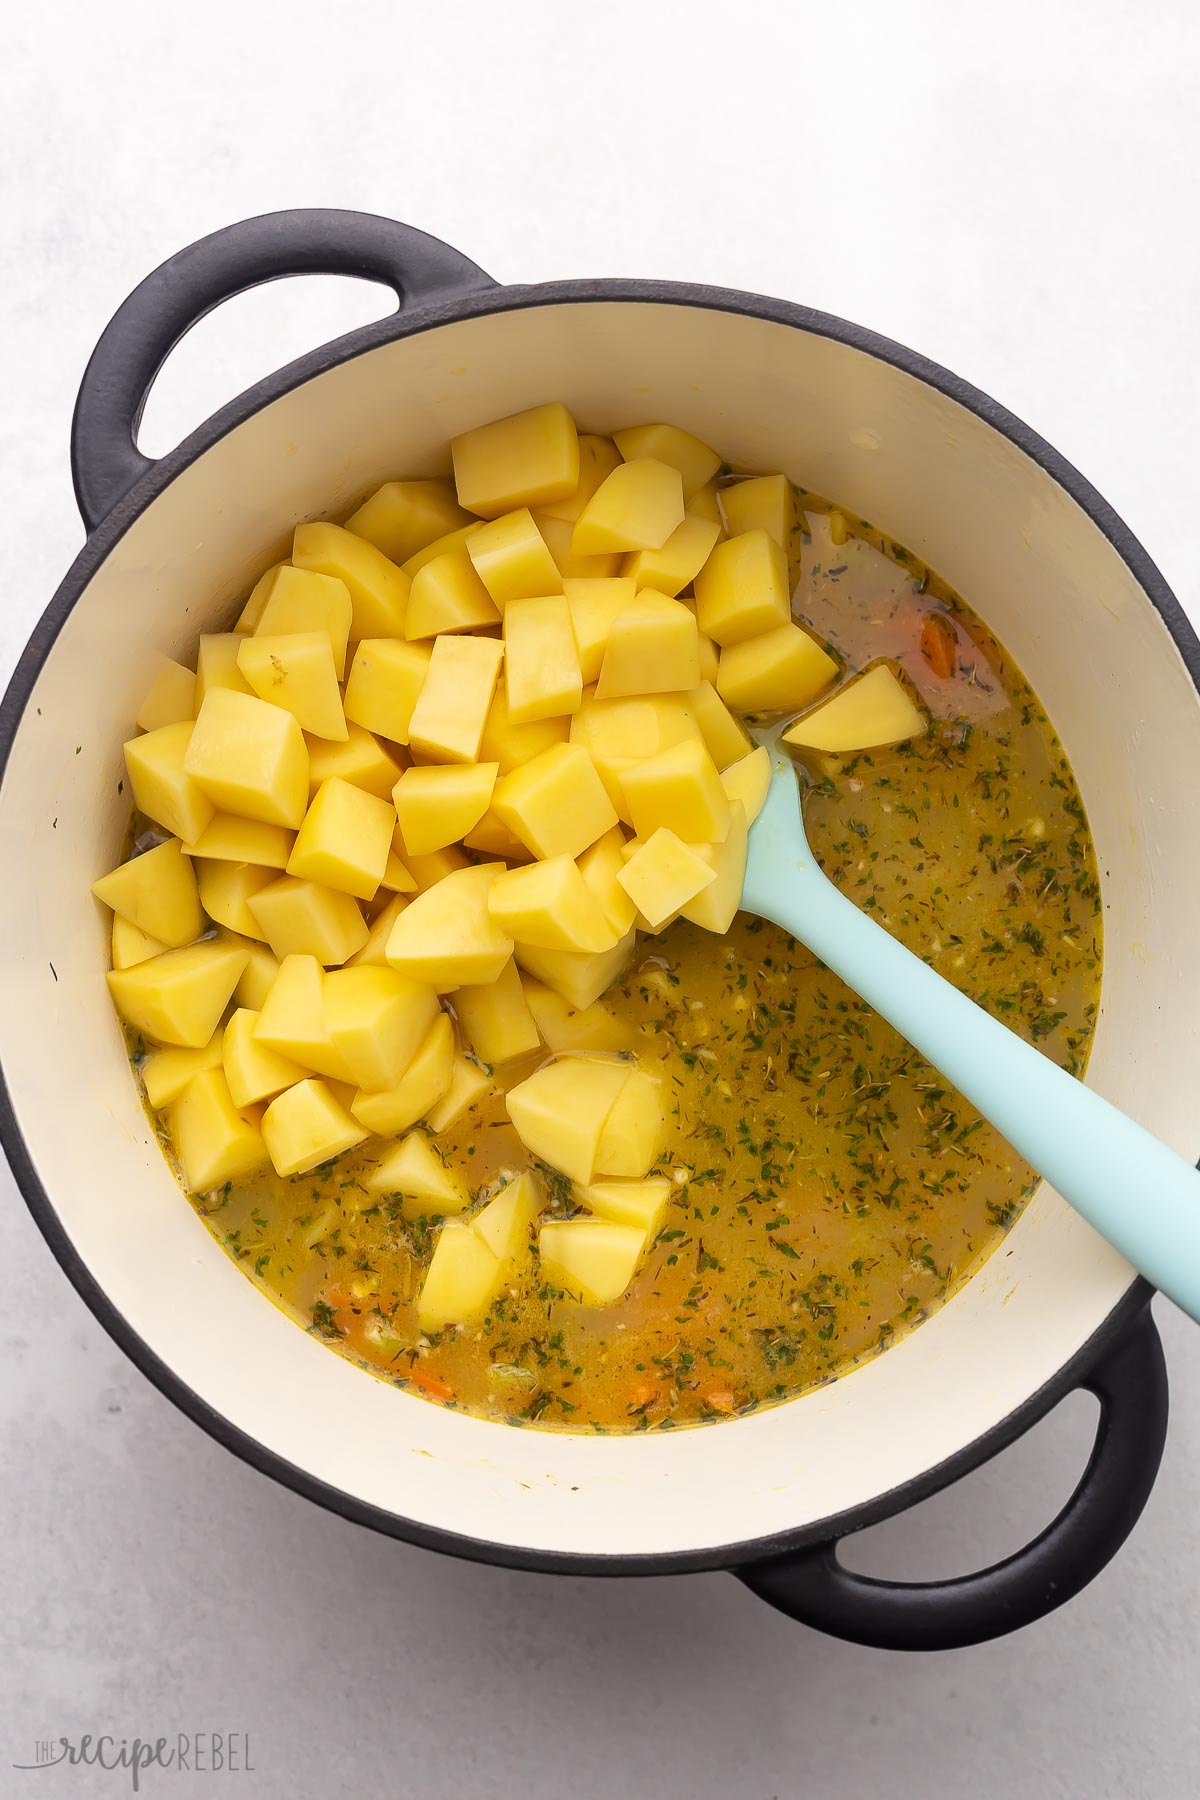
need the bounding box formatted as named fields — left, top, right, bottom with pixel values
left=743, top=760, right=1200, bottom=1321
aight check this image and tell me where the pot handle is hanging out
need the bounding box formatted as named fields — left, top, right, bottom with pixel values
left=736, top=1303, right=1167, bottom=1651
left=70, top=208, right=497, bottom=533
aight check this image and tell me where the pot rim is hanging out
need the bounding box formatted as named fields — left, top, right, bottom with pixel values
left=0, top=274, right=1188, bottom=1575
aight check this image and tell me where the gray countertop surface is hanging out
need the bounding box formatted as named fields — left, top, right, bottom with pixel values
left=3, top=3, right=1199, bottom=1793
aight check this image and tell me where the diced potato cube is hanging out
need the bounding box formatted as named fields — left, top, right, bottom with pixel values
left=287, top=777, right=395, bottom=900
left=112, top=915, right=166, bottom=970
left=92, top=838, right=203, bottom=948
left=467, top=509, right=562, bottom=611
left=417, top=1224, right=501, bottom=1332
left=505, top=1055, right=630, bottom=1184
left=350, top=1010, right=454, bottom=1134
left=492, top=742, right=617, bottom=861
left=223, top=1007, right=306, bottom=1107
left=531, top=511, right=624, bottom=579
left=617, top=829, right=716, bottom=930
left=685, top=680, right=753, bottom=770
left=612, top=423, right=721, bottom=501
left=594, top=1066, right=665, bottom=1177
left=253, top=954, right=353, bottom=1080
left=226, top=933, right=281, bottom=1009
left=123, top=721, right=214, bottom=847
left=400, top=521, right=484, bottom=578
left=403, top=843, right=470, bottom=892
left=622, top=514, right=720, bottom=597
left=717, top=622, right=839, bottom=714
left=686, top=480, right=722, bottom=524
left=478, top=686, right=570, bottom=774
left=407, top=634, right=505, bottom=763
left=171, top=1067, right=266, bottom=1192
left=366, top=1132, right=469, bottom=1214
left=504, top=595, right=582, bottom=724
left=538, top=1218, right=647, bottom=1304
left=572, top=459, right=684, bottom=557
left=563, top=577, right=637, bottom=684
left=452, top=958, right=540, bottom=1065
left=537, top=434, right=622, bottom=523
left=426, top=1055, right=492, bottom=1131
left=237, top=632, right=347, bottom=741
left=578, top=1177, right=671, bottom=1236
left=346, top=478, right=472, bottom=564
left=260, top=1077, right=368, bottom=1177
left=594, top=595, right=700, bottom=699
left=571, top=690, right=700, bottom=761
left=304, top=723, right=404, bottom=801
left=679, top=801, right=748, bottom=934
left=142, top=1028, right=225, bottom=1110
left=488, top=856, right=618, bottom=953
left=452, top=402, right=579, bottom=519
left=194, top=634, right=253, bottom=710
left=393, top=762, right=498, bottom=856
left=514, top=927, right=636, bottom=1011
left=183, top=814, right=294, bottom=868
left=247, top=876, right=368, bottom=966
left=405, top=549, right=500, bottom=639
left=235, top=564, right=285, bottom=633
left=322, top=965, right=439, bottom=1091
left=292, top=521, right=410, bottom=638
left=621, top=736, right=730, bottom=843
left=577, top=827, right=638, bottom=935
left=343, top=640, right=432, bottom=745
left=386, top=864, right=512, bottom=989
left=472, top=1170, right=541, bottom=1262
left=694, top=530, right=791, bottom=646
left=520, top=977, right=626, bottom=1053
left=253, top=566, right=353, bottom=677
left=183, top=689, right=310, bottom=829
left=379, top=845, right=418, bottom=894
left=720, top=746, right=771, bottom=823
left=696, top=625, right=720, bottom=685
left=462, top=808, right=533, bottom=862
left=719, top=473, right=798, bottom=554
left=135, top=657, right=195, bottom=732
left=781, top=661, right=927, bottom=753
left=347, top=893, right=408, bottom=968
left=107, top=940, right=248, bottom=1047
left=196, top=858, right=275, bottom=938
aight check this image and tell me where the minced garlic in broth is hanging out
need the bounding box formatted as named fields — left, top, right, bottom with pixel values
left=165, top=501, right=1101, bottom=1433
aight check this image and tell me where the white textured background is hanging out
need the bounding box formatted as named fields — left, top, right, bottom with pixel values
left=3, top=2, right=1199, bottom=1794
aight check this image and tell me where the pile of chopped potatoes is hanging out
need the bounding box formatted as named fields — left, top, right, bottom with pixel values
left=93, top=403, right=927, bottom=1333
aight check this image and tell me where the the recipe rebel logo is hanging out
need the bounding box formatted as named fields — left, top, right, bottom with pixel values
left=11, top=1732, right=255, bottom=1789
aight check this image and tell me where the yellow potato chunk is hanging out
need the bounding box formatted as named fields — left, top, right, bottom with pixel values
left=426, top=1054, right=492, bottom=1131
left=488, top=856, right=618, bottom=953
left=183, top=689, right=310, bottom=829
left=346, top=478, right=472, bottom=565
left=452, top=958, right=541, bottom=1064
left=563, top=577, right=637, bottom=683
left=385, top=863, right=512, bottom=990
left=253, top=954, right=352, bottom=1080
left=379, top=844, right=419, bottom=895
left=366, top=1132, right=469, bottom=1215
left=685, top=680, right=753, bottom=770
left=578, top=1177, right=671, bottom=1236
left=694, top=530, right=791, bottom=646
left=237, top=564, right=289, bottom=633
left=194, top=634, right=253, bottom=709
left=287, top=777, right=394, bottom=900
left=196, top=858, right=275, bottom=938
left=472, top=1171, right=541, bottom=1262
left=477, top=686, right=570, bottom=774
left=142, top=1028, right=225, bottom=1109
left=123, top=722, right=215, bottom=846
left=261, top=1077, right=368, bottom=1177
left=720, top=746, right=771, bottom=823
left=571, top=690, right=701, bottom=766
left=407, top=634, right=505, bottom=763
left=532, top=511, right=624, bottom=579
left=686, top=480, right=722, bottom=524
left=462, top=808, right=533, bottom=862
left=451, top=401, right=579, bottom=519
left=253, top=566, right=353, bottom=678
left=617, top=829, right=716, bottom=931
left=417, top=1224, right=500, bottom=1332
left=405, top=549, right=500, bottom=640
left=622, top=514, right=720, bottom=597
left=613, top=423, right=721, bottom=501
left=342, top=640, right=431, bottom=746
left=400, top=521, right=484, bottom=578
left=350, top=1011, right=454, bottom=1135
left=292, top=521, right=410, bottom=638
left=538, top=1218, right=646, bottom=1305
left=223, top=1007, right=306, bottom=1107
left=171, top=1067, right=266, bottom=1192
left=537, top=434, right=622, bottom=523
left=226, top=933, right=281, bottom=1010
left=594, top=595, right=700, bottom=699
left=112, top=915, right=166, bottom=970
left=492, top=742, right=618, bottom=861
left=595, top=1067, right=665, bottom=1177
left=403, top=843, right=470, bottom=892
left=577, top=827, right=638, bottom=935
left=92, top=839, right=203, bottom=948
left=520, top=978, right=626, bottom=1054
left=393, top=762, right=498, bottom=856
left=305, top=723, right=404, bottom=801
left=183, top=814, right=294, bottom=868
left=322, top=965, right=439, bottom=1091
left=107, top=940, right=248, bottom=1047
left=467, top=509, right=562, bottom=611
left=719, top=473, right=798, bottom=553
left=503, top=595, right=582, bottom=724
left=347, top=893, right=408, bottom=968
left=717, top=622, right=839, bottom=714
left=247, top=875, right=368, bottom=966
left=782, top=661, right=927, bottom=753
left=237, top=632, right=347, bottom=741
left=695, top=622, right=720, bottom=685
left=135, top=657, right=195, bottom=732
left=572, top=459, right=684, bottom=557
left=505, top=1055, right=630, bottom=1184
left=679, top=801, right=749, bottom=934
left=621, top=736, right=730, bottom=843
left=514, top=927, right=635, bottom=1011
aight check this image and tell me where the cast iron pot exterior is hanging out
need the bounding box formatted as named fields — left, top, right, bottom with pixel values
left=0, top=210, right=1189, bottom=1652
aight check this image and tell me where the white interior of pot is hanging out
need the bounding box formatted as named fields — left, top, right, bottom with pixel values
left=3, top=300, right=1198, bottom=1561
